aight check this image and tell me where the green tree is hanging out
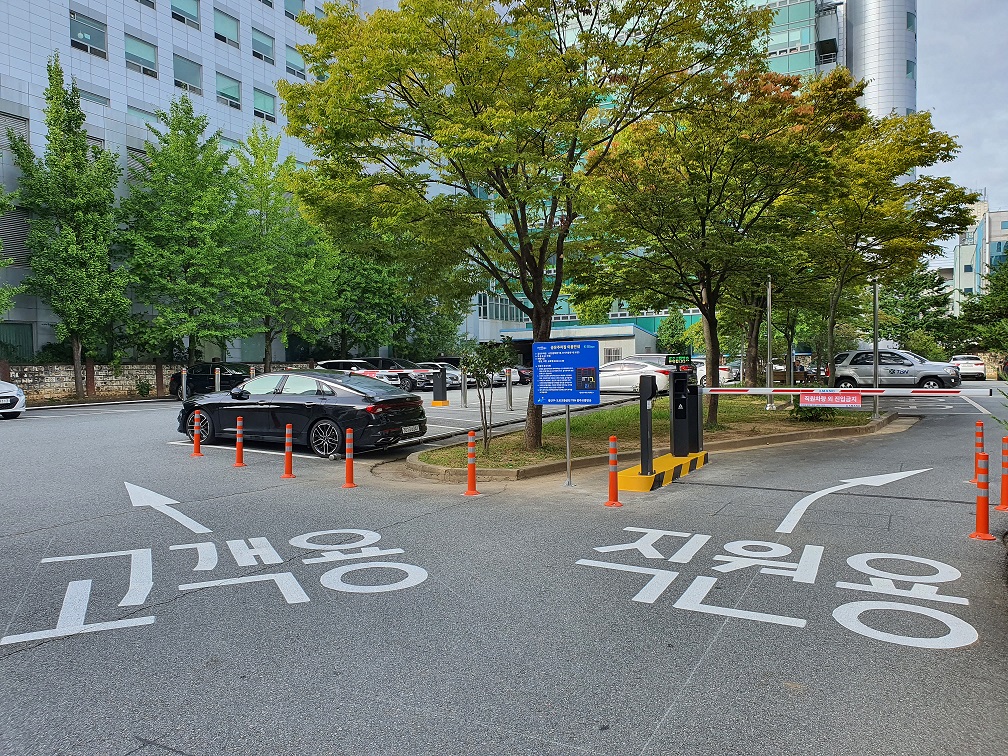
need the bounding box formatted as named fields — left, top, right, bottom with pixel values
left=578, top=68, right=866, bottom=423
left=877, top=262, right=952, bottom=348
left=0, top=191, right=24, bottom=317
left=390, top=296, right=468, bottom=361
left=119, top=96, right=252, bottom=365
left=799, top=111, right=979, bottom=383
left=7, top=54, right=129, bottom=397
left=281, top=0, right=770, bottom=449
left=962, top=261, right=1008, bottom=353
left=460, top=339, right=519, bottom=451
left=656, top=312, right=686, bottom=353
left=234, top=125, right=340, bottom=372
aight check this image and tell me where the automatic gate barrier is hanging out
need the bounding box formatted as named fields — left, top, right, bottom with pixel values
left=620, top=355, right=709, bottom=493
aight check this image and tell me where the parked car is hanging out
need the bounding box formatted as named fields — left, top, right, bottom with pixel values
left=177, top=370, right=427, bottom=457
left=832, top=349, right=961, bottom=389
left=949, top=354, right=987, bottom=380
left=513, top=365, right=533, bottom=385
left=599, top=359, right=671, bottom=393
left=694, top=362, right=735, bottom=387
left=417, top=361, right=463, bottom=388
left=0, top=379, right=26, bottom=419
left=361, top=357, right=435, bottom=391
left=316, top=359, right=400, bottom=387
left=169, top=362, right=250, bottom=400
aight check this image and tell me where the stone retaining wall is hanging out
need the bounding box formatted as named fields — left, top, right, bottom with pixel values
left=0, top=362, right=312, bottom=400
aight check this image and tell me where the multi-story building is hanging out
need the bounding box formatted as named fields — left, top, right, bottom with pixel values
left=947, top=201, right=1008, bottom=315
left=0, top=0, right=315, bottom=361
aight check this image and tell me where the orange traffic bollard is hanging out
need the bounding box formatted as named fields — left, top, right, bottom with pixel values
left=234, top=415, right=246, bottom=467
left=463, top=430, right=480, bottom=496
left=191, top=409, right=203, bottom=457
left=998, top=436, right=1008, bottom=512
left=605, top=435, right=622, bottom=507
left=281, top=423, right=295, bottom=479
left=970, top=421, right=984, bottom=483
left=343, top=427, right=357, bottom=489
left=970, top=453, right=996, bottom=540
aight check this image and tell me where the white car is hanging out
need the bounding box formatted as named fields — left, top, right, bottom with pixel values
left=694, top=362, right=735, bottom=387
left=599, top=359, right=671, bottom=393
left=949, top=355, right=987, bottom=380
left=0, top=379, right=26, bottom=419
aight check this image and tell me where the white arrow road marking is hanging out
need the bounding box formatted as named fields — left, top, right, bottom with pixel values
left=776, top=469, right=930, bottom=534
left=125, top=482, right=212, bottom=534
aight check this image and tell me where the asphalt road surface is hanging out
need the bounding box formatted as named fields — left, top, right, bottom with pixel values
left=0, top=386, right=1005, bottom=755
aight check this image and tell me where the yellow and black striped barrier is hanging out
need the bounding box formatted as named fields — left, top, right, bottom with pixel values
left=618, top=451, right=708, bottom=492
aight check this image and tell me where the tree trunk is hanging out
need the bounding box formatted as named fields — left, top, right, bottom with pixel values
left=701, top=304, right=717, bottom=429
left=743, top=294, right=764, bottom=388
left=524, top=308, right=550, bottom=450
left=826, top=290, right=840, bottom=387
left=187, top=335, right=197, bottom=367
left=71, top=336, right=84, bottom=400
left=263, top=318, right=274, bottom=373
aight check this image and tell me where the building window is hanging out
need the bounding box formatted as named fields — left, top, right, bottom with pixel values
left=906, top=60, right=916, bottom=80
left=126, top=147, right=146, bottom=174
left=173, top=55, right=203, bottom=95
left=907, top=12, right=916, bottom=32
left=85, top=134, right=104, bottom=148
left=214, top=9, right=239, bottom=47
left=964, top=264, right=973, bottom=273
left=69, top=12, right=108, bottom=59
left=79, top=89, right=110, bottom=106
left=252, top=29, right=275, bottom=65
left=253, top=89, right=276, bottom=122
left=1001, top=221, right=1008, bottom=230
left=285, top=47, right=306, bottom=79
left=603, top=347, right=622, bottom=364
left=127, top=105, right=158, bottom=124
left=964, top=288, right=974, bottom=295
left=314, top=5, right=324, bottom=18
left=125, top=35, right=158, bottom=78
left=137, top=0, right=155, bottom=8
left=259, top=0, right=273, bottom=7
left=285, top=0, right=304, bottom=19
left=219, top=137, right=241, bottom=158
left=171, top=0, right=200, bottom=29
left=216, top=72, right=241, bottom=109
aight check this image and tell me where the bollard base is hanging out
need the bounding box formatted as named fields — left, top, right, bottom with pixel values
left=342, top=482, right=357, bottom=489
left=463, top=491, right=482, bottom=497
left=618, top=451, right=708, bottom=493
left=282, top=473, right=295, bottom=479
left=604, top=499, right=623, bottom=507
left=233, top=462, right=246, bottom=468
left=969, top=531, right=997, bottom=540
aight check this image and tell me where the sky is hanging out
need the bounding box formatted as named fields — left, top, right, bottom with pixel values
left=917, top=0, right=1008, bottom=256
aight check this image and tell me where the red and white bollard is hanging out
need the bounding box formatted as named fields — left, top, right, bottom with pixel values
left=463, top=430, right=480, bottom=496
left=998, top=436, right=1008, bottom=512
left=234, top=415, right=246, bottom=467
left=191, top=409, right=203, bottom=457
left=971, top=420, right=984, bottom=484
left=281, top=423, right=295, bottom=479
left=970, top=453, right=996, bottom=540
left=343, top=427, right=357, bottom=489
left=250, top=365, right=256, bottom=378
left=605, top=435, right=622, bottom=507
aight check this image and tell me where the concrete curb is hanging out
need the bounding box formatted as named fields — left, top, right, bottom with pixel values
left=26, top=397, right=178, bottom=411
left=405, top=411, right=901, bottom=483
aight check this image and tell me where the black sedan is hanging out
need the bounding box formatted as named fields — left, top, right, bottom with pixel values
left=176, top=370, right=427, bottom=457
left=169, top=362, right=251, bottom=400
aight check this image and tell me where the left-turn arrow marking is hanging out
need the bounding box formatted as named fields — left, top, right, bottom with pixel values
left=125, top=482, right=212, bottom=534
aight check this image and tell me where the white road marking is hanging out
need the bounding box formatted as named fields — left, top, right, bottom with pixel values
left=167, top=440, right=318, bottom=460
left=125, top=482, right=212, bottom=534
left=960, top=395, right=991, bottom=414
left=832, top=601, right=978, bottom=649
left=776, top=469, right=930, bottom=534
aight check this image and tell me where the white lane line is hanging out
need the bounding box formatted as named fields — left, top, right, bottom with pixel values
left=961, top=395, right=991, bottom=414
left=167, top=440, right=318, bottom=460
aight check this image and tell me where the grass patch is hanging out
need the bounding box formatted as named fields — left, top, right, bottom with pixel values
left=418, top=396, right=870, bottom=469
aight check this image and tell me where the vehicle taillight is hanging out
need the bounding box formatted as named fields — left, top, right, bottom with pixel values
left=365, top=405, right=384, bottom=415
left=656, top=369, right=670, bottom=375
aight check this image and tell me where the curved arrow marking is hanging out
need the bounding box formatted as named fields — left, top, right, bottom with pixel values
left=776, top=469, right=930, bottom=534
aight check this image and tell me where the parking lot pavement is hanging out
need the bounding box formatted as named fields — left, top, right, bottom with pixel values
left=1, top=391, right=1006, bottom=755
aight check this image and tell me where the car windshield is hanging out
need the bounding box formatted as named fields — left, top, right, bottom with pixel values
left=314, top=370, right=405, bottom=396
left=953, top=355, right=981, bottom=361
left=391, top=359, right=422, bottom=369
left=903, top=351, right=929, bottom=364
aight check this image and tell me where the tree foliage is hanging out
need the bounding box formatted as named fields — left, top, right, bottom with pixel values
left=878, top=262, right=952, bottom=348
left=281, top=0, right=770, bottom=448
left=119, top=96, right=252, bottom=364
left=656, top=311, right=686, bottom=353
left=7, top=54, right=129, bottom=397
left=460, top=339, right=519, bottom=451
left=0, top=190, right=23, bottom=317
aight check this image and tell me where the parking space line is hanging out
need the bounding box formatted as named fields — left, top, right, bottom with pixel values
left=167, top=440, right=320, bottom=460
left=961, top=395, right=991, bottom=414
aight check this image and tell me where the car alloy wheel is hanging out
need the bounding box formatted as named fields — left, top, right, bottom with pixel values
left=309, top=419, right=343, bottom=458
left=186, top=410, right=214, bottom=443
left=400, top=376, right=415, bottom=392
left=920, top=378, right=943, bottom=389
left=836, top=378, right=857, bottom=389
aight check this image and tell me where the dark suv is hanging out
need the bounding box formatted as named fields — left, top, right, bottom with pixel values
left=832, top=349, right=961, bottom=389
left=168, top=362, right=250, bottom=399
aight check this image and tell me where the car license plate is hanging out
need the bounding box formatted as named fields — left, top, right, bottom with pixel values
left=0, top=397, right=13, bottom=407
left=402, top=424, right=420, bottom=434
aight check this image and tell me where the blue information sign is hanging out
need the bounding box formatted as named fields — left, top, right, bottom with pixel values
left=532, top=340, right=601, bottom=406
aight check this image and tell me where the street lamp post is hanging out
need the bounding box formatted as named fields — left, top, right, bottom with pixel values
left=766, top=274, right=775, bottom=411
left=872, top=277, right=880, bottom=419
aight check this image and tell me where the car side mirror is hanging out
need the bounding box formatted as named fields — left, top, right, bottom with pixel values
left=230, top=388, right=250, bottom=400
left=903, top=360, right=913, bottom=366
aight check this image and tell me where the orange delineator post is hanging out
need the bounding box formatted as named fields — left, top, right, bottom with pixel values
left=342, top=427, right=357, bottom=489
left=970, top=453, right=996, bottom=541
left=281, top=423, right=295, bottom=479
left=998, top=436, right=1008, bottom=512
left=971, top=420, right=984, bottom=483
left=234, top=415, right=246, bottom=467
left=464, top=430, right=480, bottom=496
left=605, top=435, right=622, bottom=507
left=191, top=409, right=203, bottom=457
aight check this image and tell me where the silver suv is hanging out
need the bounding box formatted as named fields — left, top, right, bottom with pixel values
left=832, top=349, right=961, bottom=389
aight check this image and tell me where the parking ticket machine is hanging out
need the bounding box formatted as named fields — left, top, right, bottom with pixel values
left=666, top=355, right=696, bottom=457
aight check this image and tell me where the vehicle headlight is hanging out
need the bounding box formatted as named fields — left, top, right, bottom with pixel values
left=943, top=368, right=957, bottom=375
left=15, top=387, right=24, bottom=397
